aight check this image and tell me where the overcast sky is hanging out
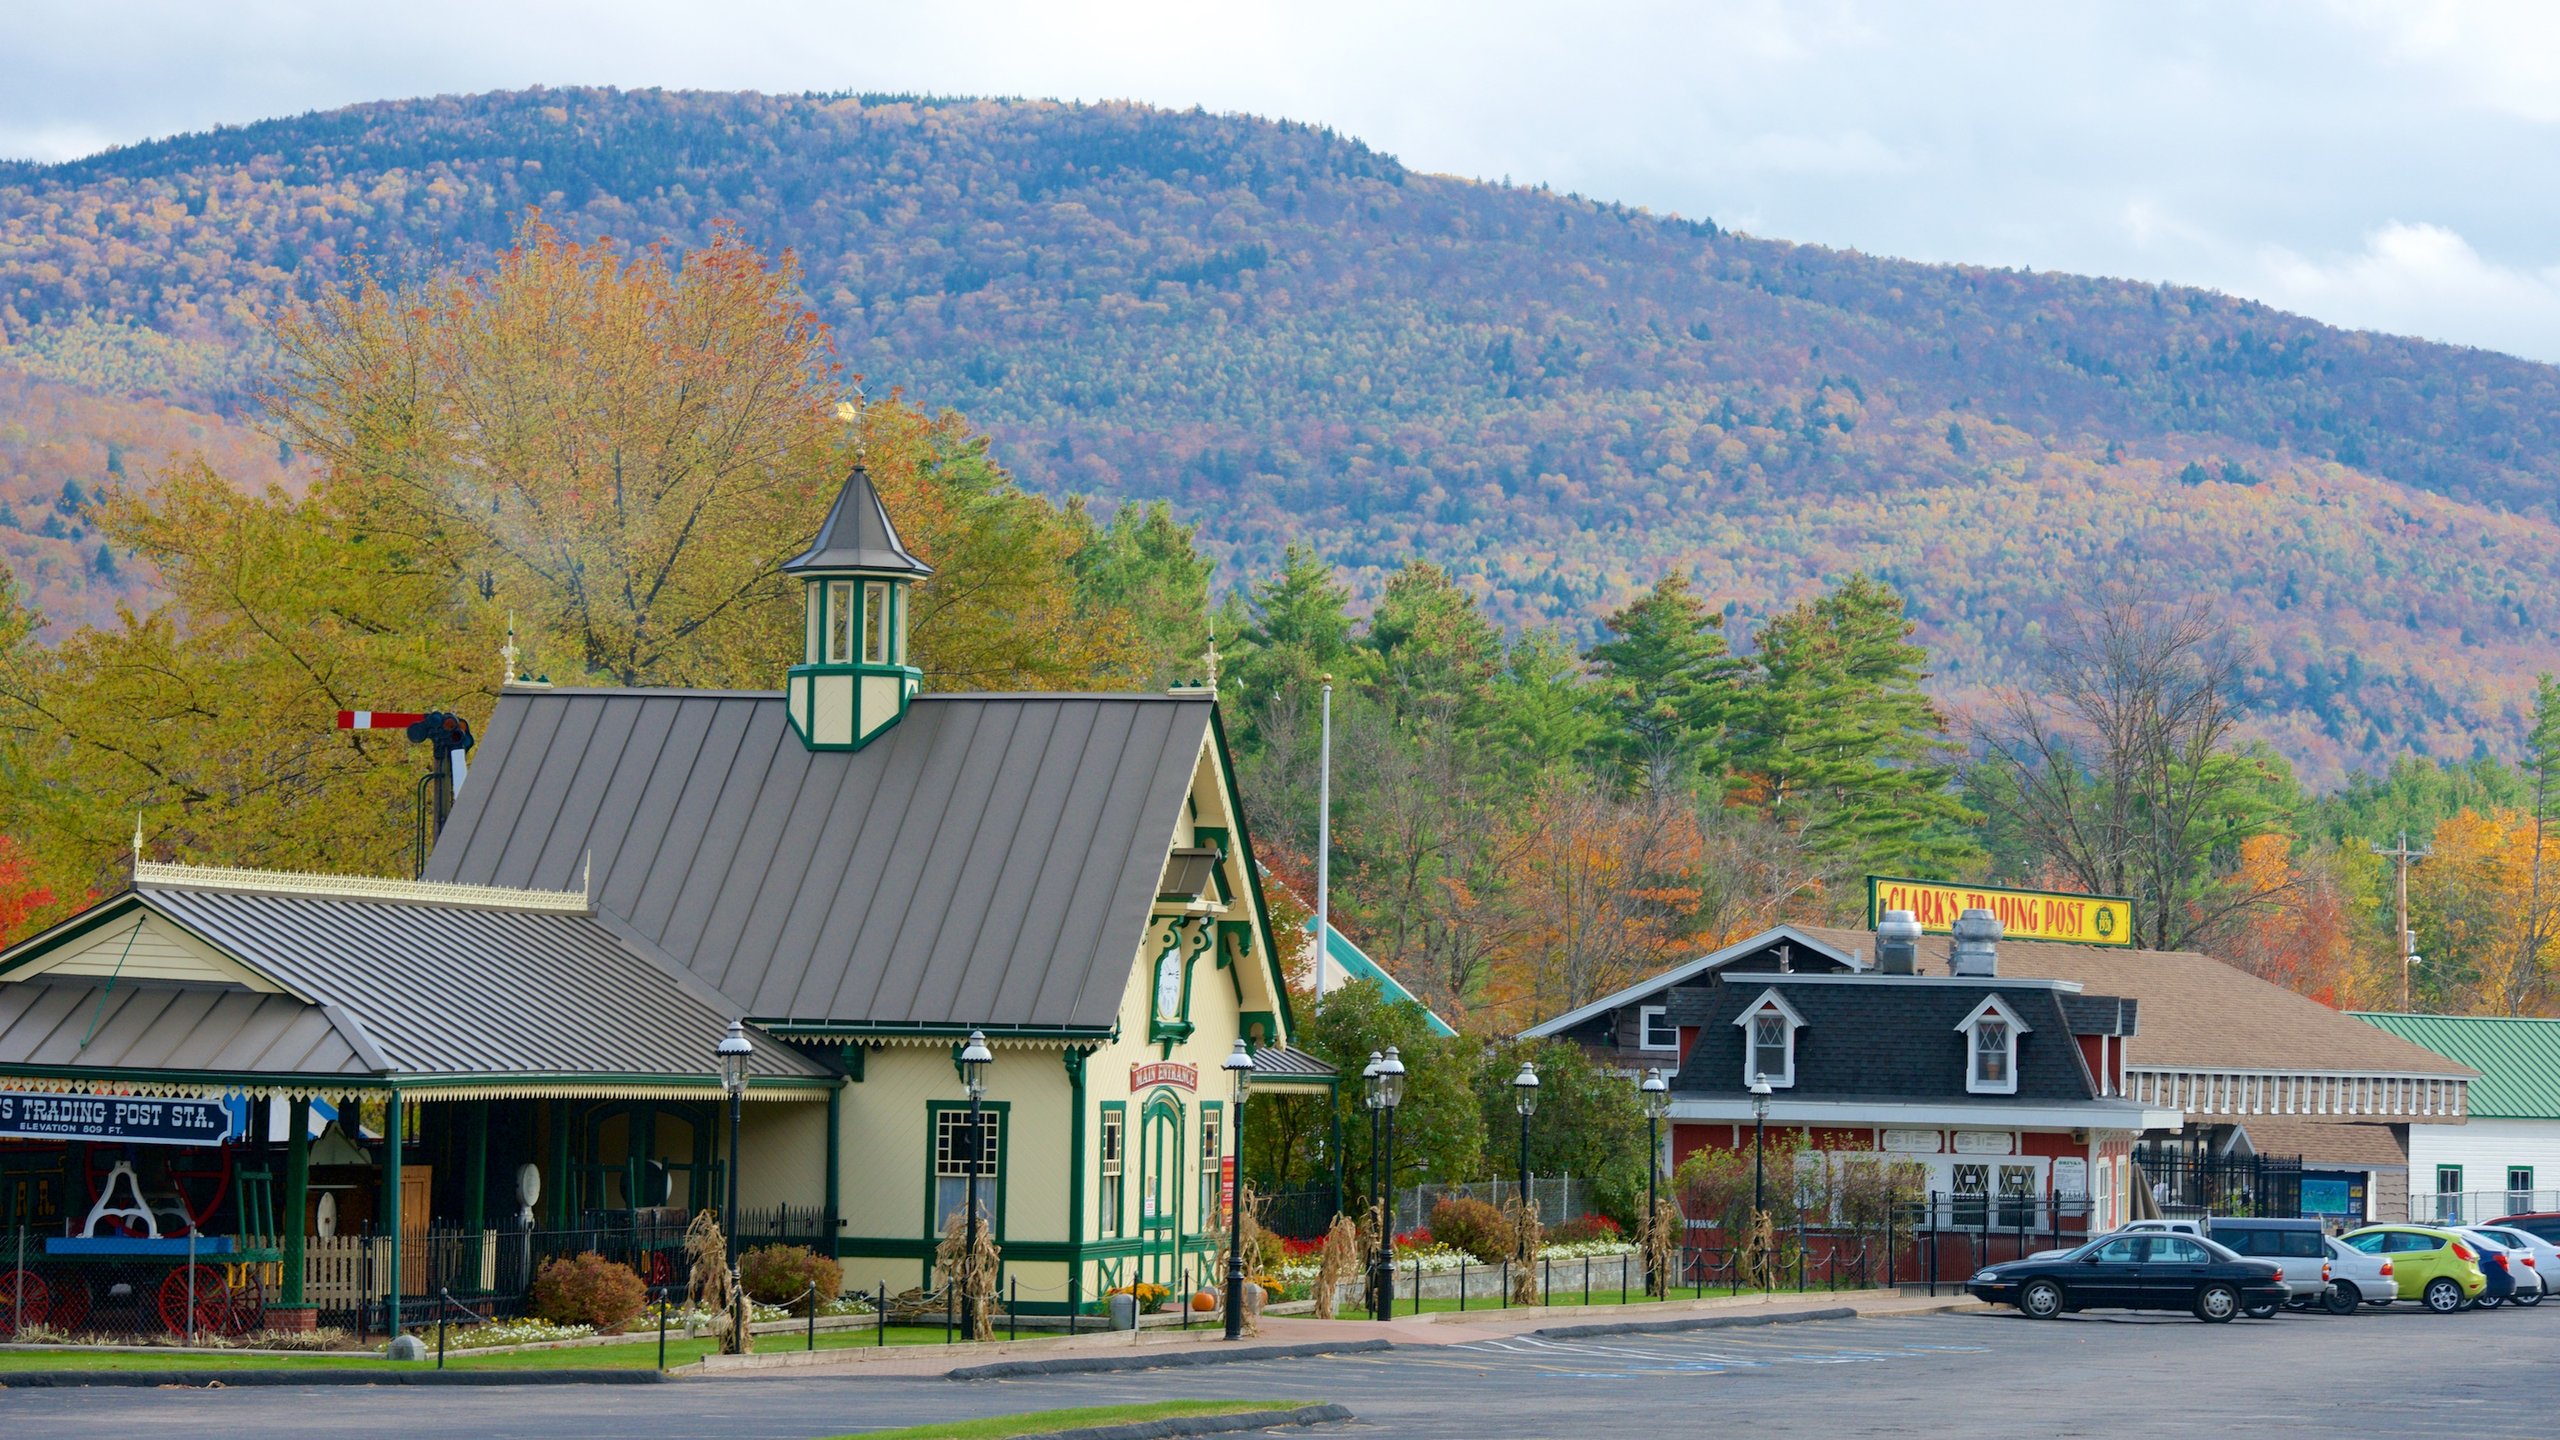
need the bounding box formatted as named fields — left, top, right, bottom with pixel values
left=8, top=1, right=2559, bottom=361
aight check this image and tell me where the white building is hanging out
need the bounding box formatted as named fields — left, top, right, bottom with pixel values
left=2353, top=1013, right=2560, bottom=1224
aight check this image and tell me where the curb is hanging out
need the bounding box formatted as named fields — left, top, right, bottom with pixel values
left=0, top=1368, right=665, bottom=1388
left=1010, top=1403, right=1352, bottom=1440
left=1525, top=1305, right=1860, bottom=1340
left=949, top=1340, right=1392, bottom=1381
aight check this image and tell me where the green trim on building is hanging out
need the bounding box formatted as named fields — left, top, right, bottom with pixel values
left=2352, top=1012, right=2560, bottom=1118
left=1205, top=705, right=1298, bottom=1038
left=1097, top=1100, right=1128, bottom=1241
left=923, top=1099, right=1012, bottom=1243
left=1064, top=1046, right=1088, bottom=1260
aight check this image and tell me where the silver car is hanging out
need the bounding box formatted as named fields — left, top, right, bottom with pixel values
left=2320, top=1235, right=2396, bottom=1312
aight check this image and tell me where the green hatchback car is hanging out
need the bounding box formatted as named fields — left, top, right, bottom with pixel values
left=2340, top=1226, right=2488, bottom=1312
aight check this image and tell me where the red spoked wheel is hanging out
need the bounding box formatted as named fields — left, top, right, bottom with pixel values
left=46, top=1273, right=90, bottom=1334
left=157, top=1263, right=256, bottom=1337
left=0, top=1267, right=50, bottom=1338
left=640, top=1249, right=677, bottom=1287
left=163, top=1148, right=235, bottom=1234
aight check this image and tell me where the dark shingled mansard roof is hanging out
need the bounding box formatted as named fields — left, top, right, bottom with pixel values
left=425, top=688, right=1215, bottom=1032
left=1668, top=974, right=2104, bottom=1107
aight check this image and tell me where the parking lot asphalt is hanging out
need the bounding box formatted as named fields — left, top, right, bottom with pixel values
left=5, top=1302, right=2553, bottom=1440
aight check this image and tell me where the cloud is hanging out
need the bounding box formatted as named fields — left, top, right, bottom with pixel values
left=2253, top=222, right=2560, bottom=361
left=2322, top=0, right=2560, bottom=124
left=0, top=123, right=118, bottom=165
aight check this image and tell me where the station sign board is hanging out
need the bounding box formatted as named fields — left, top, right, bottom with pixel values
left=0, top=1090, right=232, bottom=1146
left=1866, top=876, right=2135, bottom=948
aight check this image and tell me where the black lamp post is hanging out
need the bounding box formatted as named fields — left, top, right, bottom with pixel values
left=959, top=1028, right=993, bottom=1338
left=1510, top=1059, right=1539, bottom=1237
left=1222, top=1039, right=1255, bottom=1341
left=1749, top=1072, right=1772, bottom=1217
left=1371, top=1046, right=1406, bottom=1320
left=716, top=1019, right=752, bottom=1266
left=1640, top=1067, right=1669, bottom=1292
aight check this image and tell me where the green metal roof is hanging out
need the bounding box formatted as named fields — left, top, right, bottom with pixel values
left=1316, top=923, right=1457, bottom=1037
left=2351, top=1012, right=2560, bottom=1118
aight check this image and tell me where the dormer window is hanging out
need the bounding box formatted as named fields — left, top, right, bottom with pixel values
left=1733, top=989, right=1804, bottom=1089
left=1957, top=995, right=2030, bottom=1096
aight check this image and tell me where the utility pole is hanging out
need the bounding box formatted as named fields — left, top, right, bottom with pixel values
left=2378, top=830, right=2430, bottom=1012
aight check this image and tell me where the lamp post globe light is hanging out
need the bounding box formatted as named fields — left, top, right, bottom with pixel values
left=1361, top=1040, right=1382, bottom=1291
left=716, top=1019, right=753, bottom=1266
left=1748, top=1072, right=1773, bottom=1218
left=959, top=1028, right=993, bottom=1338
left=1640, top=1068, right=1669, bottom=1292
left=1510, top=1059, right=1539, bottom=1236
left=1371, top=1046, right=1406, bottom=1321
left=1222, top=1039, right=1255, bottom=1341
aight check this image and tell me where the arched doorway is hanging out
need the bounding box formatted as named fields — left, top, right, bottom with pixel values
left=1136, top=1094, right=1185, bottom=1289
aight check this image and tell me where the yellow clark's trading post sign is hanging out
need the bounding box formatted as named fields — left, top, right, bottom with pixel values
left=1866, top=876, right=2135, bottom=947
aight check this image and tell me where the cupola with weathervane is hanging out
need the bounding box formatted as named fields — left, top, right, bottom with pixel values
left=783, top=466, right=932, bottom=750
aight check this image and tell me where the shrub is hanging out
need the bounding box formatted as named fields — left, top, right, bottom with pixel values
left=1427, top=1196, right=1511, bottom=1262
left=739, top=1244, right=844, bottom=1314
left=1549, top=1213, right=1623, bottom=1245
left=529, top=1252, right=648, bottom=1332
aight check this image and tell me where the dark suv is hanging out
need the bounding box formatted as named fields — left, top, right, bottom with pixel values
left=2492, top=1213, right=2560, bottom=1244
left=2211, top=1219, right=2332, bottom=1314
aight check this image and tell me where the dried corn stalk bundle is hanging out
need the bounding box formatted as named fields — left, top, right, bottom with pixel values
left=935, top=1205, right=1001, bottom=1341
left=1640, top=1197, right=1683, bottom=1298
left=1312, top=1211, right=1362, bottom=1320
left=1505, top=1197, right=1543, bottom=1306
left=683, top=1210, right=751, bottom=1354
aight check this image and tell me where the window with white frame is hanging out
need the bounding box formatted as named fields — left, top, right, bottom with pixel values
left=1956, top=996, right=2028, bottom=1096
left=2436, top=1164, right=2463, bottom=1222
left=1638, top=1005, right=1678, bottom=1051
left=933, top=1107, right=1002, bottom=1234
left=1733, top=990, right=1803, bottom=1088
left=2510, top=1166, right=2535, bottom=1215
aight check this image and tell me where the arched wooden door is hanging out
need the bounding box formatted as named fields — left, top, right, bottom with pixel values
left=1136, top=1096, right=1185, bottom=1290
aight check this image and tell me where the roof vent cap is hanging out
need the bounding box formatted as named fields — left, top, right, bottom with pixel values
left=1876, top=909, right=1922, bottom=975
left=1950, top=907, right=2001, bottom=977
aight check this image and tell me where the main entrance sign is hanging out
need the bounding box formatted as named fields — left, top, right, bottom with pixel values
left=0, top=1091, right=231, bottom=1146
left=1867, top=876, right=2135, bottom=948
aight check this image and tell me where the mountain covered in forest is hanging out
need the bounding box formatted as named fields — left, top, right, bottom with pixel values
left=6, top=87, right=2560, bottom=783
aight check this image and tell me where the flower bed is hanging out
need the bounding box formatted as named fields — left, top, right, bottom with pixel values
left=1272, top=1238, right=1638, bottom=1290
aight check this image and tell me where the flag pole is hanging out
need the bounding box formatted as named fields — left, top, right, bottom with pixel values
left=1316, top=673, right=1333, bottom=1002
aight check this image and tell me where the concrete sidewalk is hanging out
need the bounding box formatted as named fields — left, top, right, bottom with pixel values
left=683, top=1287, right=1985, bottom=1379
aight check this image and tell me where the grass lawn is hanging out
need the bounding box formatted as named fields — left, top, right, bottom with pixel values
left=1275, top=1284, right=1759, bottom=1319
left=0, top=1323, right=1018, bottom=1372
left=828, top=1400, right=1315, bottom=1440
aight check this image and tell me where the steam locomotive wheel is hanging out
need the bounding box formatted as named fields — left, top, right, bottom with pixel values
left=157, top=1263, right=249, bottom=1337
left=47, top=1273, right=91, bottom=1333
left=0, top=1268, right=49, bottom=1338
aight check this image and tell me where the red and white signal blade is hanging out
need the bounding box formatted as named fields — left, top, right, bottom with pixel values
left=336, top=710, right=428, bottom=731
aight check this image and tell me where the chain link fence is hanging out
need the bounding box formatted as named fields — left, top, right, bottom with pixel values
left=1394, top=1177, right=1592, bottom=1233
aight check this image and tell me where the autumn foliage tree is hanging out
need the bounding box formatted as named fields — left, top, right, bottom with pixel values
left=0, top=219, right=1167, bottom=916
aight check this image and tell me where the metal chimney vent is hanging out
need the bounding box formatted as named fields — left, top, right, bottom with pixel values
left=1876, top=909, right=1922, bottom=975
left=1949, top=907, right=2002, bottom=976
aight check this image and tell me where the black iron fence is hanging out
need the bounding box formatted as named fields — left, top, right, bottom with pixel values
left=2133, top=1144, right=2303, bottom=1220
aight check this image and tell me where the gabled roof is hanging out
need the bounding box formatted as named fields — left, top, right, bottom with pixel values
left=1785, top=925, right=2473, bottom=1079
left=2351, top=1013, right=2560, bottom=1118
left=782, top=467, right=933, bottom=578
left=1316, top=921, right=1455, bottom=1037
left=1517, top=926, right=1861, bottom=1040
left=0, top=878, right=829, bottom=1090
left=1669, top=973, right=2098, bottom=1107
left=426, top=688, right=1215, bottom=1033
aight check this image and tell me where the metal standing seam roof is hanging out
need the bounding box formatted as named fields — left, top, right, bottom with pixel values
left=139, top=887, right=827, bottom=1083
left=2351, top=1013, right=2560, bottom=1119
left=0, top=980, right=377, bottom=1078
left=424, top=688, right=1216, bottom=1032
left=0, top=885, right=830, bottom=1086
left=782, top=467, right=933, bottom=577
left=1317, top=921, right=1456, bottom=1037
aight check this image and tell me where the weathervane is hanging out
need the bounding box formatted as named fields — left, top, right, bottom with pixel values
left=500, top=612, right=521, bottom=686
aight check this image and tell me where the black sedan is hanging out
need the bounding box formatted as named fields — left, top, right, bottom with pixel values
left=1968, top=1232, right=2289, bottom=1322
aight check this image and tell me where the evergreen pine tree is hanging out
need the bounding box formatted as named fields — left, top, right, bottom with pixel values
left=1728, top=574, right=1977, bottom=875
left=1584, top=573, right=1744, bottom=794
